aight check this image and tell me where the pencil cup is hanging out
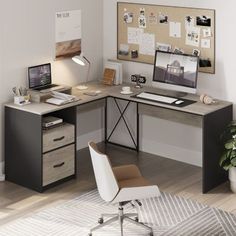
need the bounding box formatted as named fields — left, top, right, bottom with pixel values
left=14, top=96, right=25, bottom=105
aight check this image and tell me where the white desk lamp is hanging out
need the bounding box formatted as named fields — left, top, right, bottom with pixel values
left=72, top=53, right=91, bottom=90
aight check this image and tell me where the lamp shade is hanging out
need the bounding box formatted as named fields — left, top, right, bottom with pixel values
left=72, top=53, right=91, bottom=90
left=72, top=54, right=86, bottom=66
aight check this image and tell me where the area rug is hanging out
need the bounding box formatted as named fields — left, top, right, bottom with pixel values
left=0, top=190, right=235, bottom=236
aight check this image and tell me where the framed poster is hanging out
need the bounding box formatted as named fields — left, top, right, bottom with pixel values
left=55, top=10, right=82, bottom=59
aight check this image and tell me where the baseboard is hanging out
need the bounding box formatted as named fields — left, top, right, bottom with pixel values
left=76, top=128, right=201, bottom=166
left=141, top=139, right=202, bottom=167
left=77, top=129, right=104, bottom=150
left=0, top=162, right=5, bottom=181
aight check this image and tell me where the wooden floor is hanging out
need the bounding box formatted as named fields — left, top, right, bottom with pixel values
left=0, top=143, right=236, bottom=226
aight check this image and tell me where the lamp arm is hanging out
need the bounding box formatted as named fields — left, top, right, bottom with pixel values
left=85, top=62, right=91, bottom=84
left=83, top=56, right=91, bottom=65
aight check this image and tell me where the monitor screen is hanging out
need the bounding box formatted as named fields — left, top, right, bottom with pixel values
left=152, top=50, right=199, bottom=94
left=28, top=63, right=51, bottom=89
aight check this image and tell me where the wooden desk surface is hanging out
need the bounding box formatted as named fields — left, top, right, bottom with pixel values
left=5, top=81, right=232, bottom=116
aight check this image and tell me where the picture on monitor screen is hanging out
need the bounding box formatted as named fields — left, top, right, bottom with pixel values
left=28, top=63, right=51, bottom=89
left=153, top=51, right=198, bottom=89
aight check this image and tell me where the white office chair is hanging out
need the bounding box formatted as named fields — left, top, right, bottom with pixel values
left=88, top=142, right=160, bottom=236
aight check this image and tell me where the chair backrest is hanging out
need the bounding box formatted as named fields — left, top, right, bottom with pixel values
left=88, top=142, right=119, bottom=202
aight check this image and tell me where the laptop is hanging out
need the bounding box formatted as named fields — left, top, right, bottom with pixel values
left=28, top=63, right=62, bottom=92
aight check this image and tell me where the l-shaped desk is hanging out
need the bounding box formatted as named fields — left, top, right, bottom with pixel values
left=5, top=81, right=233, bottom=193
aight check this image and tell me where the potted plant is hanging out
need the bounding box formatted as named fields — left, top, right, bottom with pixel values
left=219, top=121, right=236, bottom=192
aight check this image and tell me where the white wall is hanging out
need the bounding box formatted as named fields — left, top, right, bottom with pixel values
left=103, top=0, right=236, bottom=166
left=0, top=0, right=104, bottom=179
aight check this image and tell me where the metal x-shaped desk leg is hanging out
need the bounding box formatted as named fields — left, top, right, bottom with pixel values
left=106, top=98, right=138, bottom=151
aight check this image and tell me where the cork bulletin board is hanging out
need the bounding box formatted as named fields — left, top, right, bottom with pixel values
left=117, top=2, right=215, bottom=74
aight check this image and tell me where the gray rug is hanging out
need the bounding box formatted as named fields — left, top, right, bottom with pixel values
left=0, top=190, right=235, bottom=236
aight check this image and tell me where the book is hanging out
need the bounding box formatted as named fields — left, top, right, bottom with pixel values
left=105, top=60, right=123, bottom=85
left=103, top=68, right=115, bottom=85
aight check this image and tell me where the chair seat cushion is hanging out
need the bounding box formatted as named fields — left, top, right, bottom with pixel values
left=117, top=176, right=149, bottom=188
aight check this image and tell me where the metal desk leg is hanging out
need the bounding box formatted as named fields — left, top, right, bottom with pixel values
left=105, top=97, right=139, bottom=151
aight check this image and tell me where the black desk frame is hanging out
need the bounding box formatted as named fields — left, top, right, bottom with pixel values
left=105, top=97, right=139, bottom=151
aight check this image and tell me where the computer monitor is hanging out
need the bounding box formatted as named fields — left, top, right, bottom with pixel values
left=152, top=50, right=199, bottom=96
left=28, top=63, right=52, bottom=89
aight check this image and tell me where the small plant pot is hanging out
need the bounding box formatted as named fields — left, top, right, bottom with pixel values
left=229, top=167, right=236, bottom=193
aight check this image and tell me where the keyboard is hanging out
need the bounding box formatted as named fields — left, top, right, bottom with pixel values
left=136, top=92, right=178, bottom=104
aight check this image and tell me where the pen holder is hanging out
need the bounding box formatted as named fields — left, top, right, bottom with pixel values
left=14, top=96, right=25, bottom=105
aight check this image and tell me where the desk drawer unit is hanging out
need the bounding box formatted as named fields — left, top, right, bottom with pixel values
left=43, top=144, right=75, bottom=186
left=43, top=123, right=75, bottom=153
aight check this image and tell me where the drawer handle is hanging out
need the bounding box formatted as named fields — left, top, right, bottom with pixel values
left=53, top=162, right=65, bottom=168
left=53, top=136, right=65, bottom=142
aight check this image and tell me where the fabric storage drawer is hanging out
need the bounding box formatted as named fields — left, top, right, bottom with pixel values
left=43, top=144, right=75, bottom=186
left=43, top=123, right=75, bottom=153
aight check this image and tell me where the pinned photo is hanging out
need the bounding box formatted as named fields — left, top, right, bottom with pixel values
left=169, top=22, right=181, bottom=38
left=203, top=28, right=212, bottom=38
left=159, top=13, right=168, bottom=24
left=123, top=12, right=133, bottom=24
left=185, top=16, right=194, bottom=28
left=199, top=58, right=212, bottom=67
left=201, top=39, right=211, bottom=48
left=173, top=47, right=184, bottom=54
left=131, top=50, right=139, bottom=58
left=140, top=8, right=145, bottom=16
left=149, top=13, right=157, bottom=24
left=192, top=49, right=200, bottom=57
left=138, top=16, right=147, bottom=28
left=118, top=44, right=129, bottom=56
left=156, top=42, right=172, bottom=52
left=196, top=15, right=211, bottom=27
left=186, top=27, right=200, bottom=47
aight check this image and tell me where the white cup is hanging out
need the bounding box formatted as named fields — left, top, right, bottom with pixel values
left=122, top=86, right=131, bottom=93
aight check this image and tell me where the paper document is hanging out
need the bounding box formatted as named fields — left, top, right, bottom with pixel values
left=127, top=27, right=144, bottom=44
left=139, top=33, right=155, bottom=56
left=169, top=22, right=181, bottom=38
left=186, top=27, right=200, bottom=47
left=46, top=91, right=78, bottom=105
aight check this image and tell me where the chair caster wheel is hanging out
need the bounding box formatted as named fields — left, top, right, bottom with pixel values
left=98, top=217, right=104, bottom=224
left=135, top=217, right=139, bottom=222
left=88, top=233, right=92, bottom=236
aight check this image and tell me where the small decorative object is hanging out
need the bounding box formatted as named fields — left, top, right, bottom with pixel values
left=219, top=121, right=236, bottom=192
left=12, top=86, right=31, bottom=105
left=131, top=74, right=146, bottom=88
left=14, top=96, right=26, bottom=105
left=103, top=68, right=116, bottom=85
left=131, top=50, right=139, bottom=59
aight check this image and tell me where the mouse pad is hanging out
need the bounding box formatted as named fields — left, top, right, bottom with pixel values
left=131, top=92, right=197, bottom=108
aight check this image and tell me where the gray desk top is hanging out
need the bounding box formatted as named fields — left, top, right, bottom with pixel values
left=5, top=81, right=232, bottom=116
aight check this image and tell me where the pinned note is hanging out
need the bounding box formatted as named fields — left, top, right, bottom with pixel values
left=169, top=22, right=181, bottom=38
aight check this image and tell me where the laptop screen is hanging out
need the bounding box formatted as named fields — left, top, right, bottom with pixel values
left=28, top=63, right=51, bottom=89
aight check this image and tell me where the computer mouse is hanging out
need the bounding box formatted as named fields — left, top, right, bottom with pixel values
left=175, top=100, right=184, bottom=105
